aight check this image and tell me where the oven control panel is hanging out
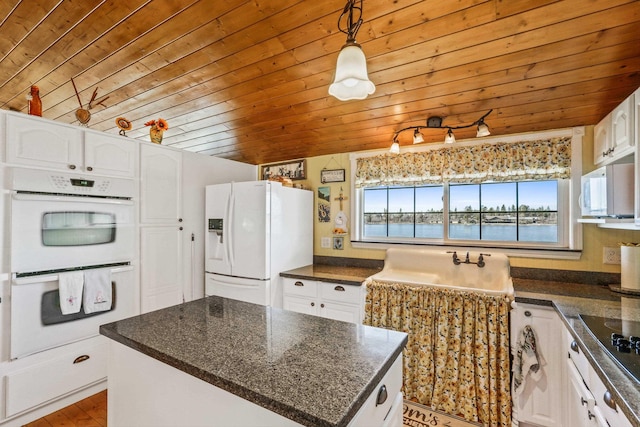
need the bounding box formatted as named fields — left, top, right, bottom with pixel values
left=11, top=167, right=135, bottom=198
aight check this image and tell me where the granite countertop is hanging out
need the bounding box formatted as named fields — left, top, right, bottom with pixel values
left=280, top=264, right=381, bottom=286
left=100, top=296, right=407, bottom=427
left=280, top=265, right=640, bottom=427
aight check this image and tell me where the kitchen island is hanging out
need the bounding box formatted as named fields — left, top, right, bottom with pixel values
left=99, top=296, right=407, bottom=427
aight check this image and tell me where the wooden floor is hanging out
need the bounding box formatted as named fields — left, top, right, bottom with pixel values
left=24, top=391, right=107, bottom=427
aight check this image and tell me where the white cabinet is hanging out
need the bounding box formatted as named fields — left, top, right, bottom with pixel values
left=139, top=143, right=183, bottom=313
left=563, top=322, right=634, bottom=427
left=510, top=304, right=564, bottom=427
left=282, top=278, right=364, bottom=323
left=138, top=145, right=256, bottom=311
left=140, top=143, right=182, bottom=225
left=1, top=336, right=107, bottom=423
left=107, top=341, right=403, bottom=427
left=140, top=226, right=183, bottom=313
left=565, top=359, right=597, bottom=427
left=593, top=114, right=611, bottom=165
left=587, top=358, right=634, bottom=427
left=5, top=113, right=136, bottom=176
left=345, top=354, right=404, bottom=427
left=6, top=113, right=83, bottom=170
left=594, top=92, right=635, bottom=165
left=83, top=130, right=136, bottom=177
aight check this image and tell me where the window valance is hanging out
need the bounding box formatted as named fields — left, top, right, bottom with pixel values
left=354, top=136, right=571, bottom=187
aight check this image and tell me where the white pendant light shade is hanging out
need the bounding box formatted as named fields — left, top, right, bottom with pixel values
left=329, top=44, right=375, bottom=101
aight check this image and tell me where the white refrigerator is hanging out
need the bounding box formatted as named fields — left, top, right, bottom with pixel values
left=205, top=180, right=313, bottom=307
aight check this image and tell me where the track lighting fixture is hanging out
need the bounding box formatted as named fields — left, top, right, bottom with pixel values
left=390, top=109, right=493, bottom=152
left=328, top=0, right=375, bottom=101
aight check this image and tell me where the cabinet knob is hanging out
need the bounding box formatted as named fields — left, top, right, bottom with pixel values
left=334, top=285, right=345, bottom=292
left=294, top=281, right=304, bottom=287
left=179, top=227, right=183, bottom=231
left=524, top=310, right=532, bottom=317
left=68, top=164, right=76, bottom=170
left=310, top=302, right=315, bottom=307
left=179, top=218, right=183, bottom=222
left=86, top=166, right=93, bottom=171
left=570, top=340, right=579, bottom=354
left=321, top=303, right=325, bottom=308
left=376, top=385, right=388, bottom=406
left=603, top=390, right=617, bottom=411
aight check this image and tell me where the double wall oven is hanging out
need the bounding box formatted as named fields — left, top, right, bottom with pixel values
left=9, top=167, right=137, bottom=359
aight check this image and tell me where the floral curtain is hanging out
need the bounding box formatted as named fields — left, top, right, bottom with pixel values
left=355, top=136, right=571, bottom=187
left=364, top=280, right=512, bottom=427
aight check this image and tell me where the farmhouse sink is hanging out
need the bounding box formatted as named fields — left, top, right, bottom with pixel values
left=368, top=247, right=514, bottom=297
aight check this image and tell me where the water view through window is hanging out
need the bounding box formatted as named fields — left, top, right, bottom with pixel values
left=363, top=181, right=558, bottom=243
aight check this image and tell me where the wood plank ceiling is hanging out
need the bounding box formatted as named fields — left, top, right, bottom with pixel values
left=1, top=0, right=639, bottom=165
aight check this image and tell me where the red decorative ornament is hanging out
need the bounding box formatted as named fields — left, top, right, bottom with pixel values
left=28, top=85, right=42, bottom=116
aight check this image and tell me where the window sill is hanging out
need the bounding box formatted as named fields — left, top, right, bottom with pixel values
left=350, top=240, right=582, bottom=260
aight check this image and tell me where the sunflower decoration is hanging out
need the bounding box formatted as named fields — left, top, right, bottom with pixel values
left=115, top=117, right=132, bottom=136
left=145, top=118, right=169, bottom=144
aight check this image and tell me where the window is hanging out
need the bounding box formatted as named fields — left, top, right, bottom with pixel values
left=351, top=129, right=583, bottom=255
left=362, top=180, right=559, bottom=245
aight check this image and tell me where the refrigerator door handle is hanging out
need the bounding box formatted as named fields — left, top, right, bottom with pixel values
left=227, top=190, right=235, bottom=269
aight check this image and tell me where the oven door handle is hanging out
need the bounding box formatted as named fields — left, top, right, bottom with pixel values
left=13, top=265, right=134, bottom=285
left=12, top=193, right=134, bottom=205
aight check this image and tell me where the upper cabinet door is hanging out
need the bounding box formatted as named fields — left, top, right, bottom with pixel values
left=6, top=113, right=82, bottom=171
left=593, top=113, right=611, bottom=166
left=84, top=131, right=137, bottom=177
left=140, top=144, right=182, bottom=224
left=610, top=95, right=634, bottom=155
left=594, top=93, right=635, bottom=166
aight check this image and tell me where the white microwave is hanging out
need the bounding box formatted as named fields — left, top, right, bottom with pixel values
left=580, top=163, right=634, bottom=217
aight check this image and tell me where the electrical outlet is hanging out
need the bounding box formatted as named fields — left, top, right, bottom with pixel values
left=321, top=237, right=331, bottom=248
left=603, top=246, right=621, bottom=265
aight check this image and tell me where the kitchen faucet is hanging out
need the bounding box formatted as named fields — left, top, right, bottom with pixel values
left=447, top=251, right=490, bottom=267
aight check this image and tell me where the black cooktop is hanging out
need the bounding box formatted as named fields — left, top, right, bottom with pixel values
left=579, top=314, right=640, bottom=384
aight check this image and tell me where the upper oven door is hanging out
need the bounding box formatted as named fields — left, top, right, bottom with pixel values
left=11, top=193, right=135, bottom=274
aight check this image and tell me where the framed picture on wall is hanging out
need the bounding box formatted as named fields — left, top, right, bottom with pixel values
left=321, top=168, right=345, bottom=183
left=261, top=159, right=307, bottom=181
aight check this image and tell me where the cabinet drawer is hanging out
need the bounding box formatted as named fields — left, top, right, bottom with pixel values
left=588, top=363, right=633, bottom=427
left=4, top=340, right=107, bottom=417
left=282, top=278, right=317, bottom=298
left=564, top=327, right=590, bottom=381
left=320, top=282, right=362, bottom=304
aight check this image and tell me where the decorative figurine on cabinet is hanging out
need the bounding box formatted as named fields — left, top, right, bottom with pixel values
left=27, top=85, right=42, bottom=116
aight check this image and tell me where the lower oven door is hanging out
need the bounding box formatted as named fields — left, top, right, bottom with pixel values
left=10, top=265, right=137, bottom=359
left=11, top=193, right=135, bottom=274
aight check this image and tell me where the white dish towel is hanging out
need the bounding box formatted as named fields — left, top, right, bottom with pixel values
left=512, top=325, right=545, bottom=396
left=58, top=271, right=84, bottom=315
left=83, top=269, right=112, bottom=314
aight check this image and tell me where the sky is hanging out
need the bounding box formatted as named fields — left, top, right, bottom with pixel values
left=364, top=181, right=558, bottom=213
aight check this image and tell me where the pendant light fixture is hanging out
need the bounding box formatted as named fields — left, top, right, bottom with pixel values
left=328, top=0, right=375, bottom=101
left=390, top=109, right=492, bottom=152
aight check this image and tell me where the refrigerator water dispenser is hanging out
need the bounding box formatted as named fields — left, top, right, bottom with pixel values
left=208, top=218, right=224, bottom=260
